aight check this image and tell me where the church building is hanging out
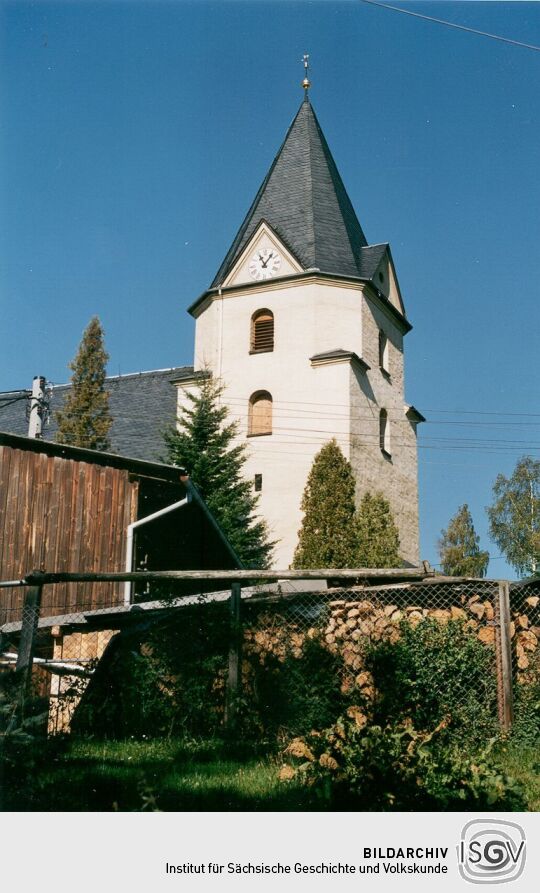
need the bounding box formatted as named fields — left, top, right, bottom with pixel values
left=175, top=82, right=424, bottom=568
left=0, top=76, right=424, bottom=571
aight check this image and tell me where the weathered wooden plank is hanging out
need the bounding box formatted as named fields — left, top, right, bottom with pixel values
left=69, top=463, right=86, bottom=609
left=98, top=465, right=114, bottom=609
left=0, top=445, right=11, bottom=552
left=64, top=457, right=78, bottom=612
left=0, top=447, right=14, bottom=617
left=57, top=453, right=75, bottom=613
left=0, top=445, right=13, bottom=623
left=30, top=452, right=48, bottom=571
left=1, top=446, right=13, bottom=563
left=24, top=566, right=433, bottom=584
left=21, top=448, right=35, bottom=572
left=94, top=466, right=109, bottom=608
left=101, top=465, right=125, bottom=607
left=45, top=456, right=61, bottom=592
left=7, top=448, right=24, bottom=620
left=39, top=454, right=55, bottom=571
left=10, top=450, right=24, bottom=586
left=108, top=464, right=121, bottom=572
left=6, top=448, right=21, bottom=573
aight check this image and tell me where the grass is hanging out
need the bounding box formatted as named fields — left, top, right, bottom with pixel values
left=2, top=735, right=539, bottom=812
left=495, top=741, right=540, bottom=811
left=0, top=737, right=317, bottom=812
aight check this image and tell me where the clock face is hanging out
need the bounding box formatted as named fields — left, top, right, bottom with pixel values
left=248, top=248, right=281, bottom=281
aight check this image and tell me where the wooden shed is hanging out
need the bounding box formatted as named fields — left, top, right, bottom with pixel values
left=0, top=432, right=241, bottom=626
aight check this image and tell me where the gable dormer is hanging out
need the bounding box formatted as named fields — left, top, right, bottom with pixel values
left=357, top=243, right=406, bottom=318
left=372, top=247, right=406, bottom=317
left=222, top=221, right=303, bottom=288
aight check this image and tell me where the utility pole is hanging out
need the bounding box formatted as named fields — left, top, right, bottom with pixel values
left=28, top=375, right=46, bottom=439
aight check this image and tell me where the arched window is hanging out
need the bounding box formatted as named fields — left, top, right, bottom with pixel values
left=251, top=309, right=274, bottom=353
left=378, top=330, right=389, bottom=373
left=248, top=391, right=273, bottom=436
left=380, top=409, right=390, bottom=456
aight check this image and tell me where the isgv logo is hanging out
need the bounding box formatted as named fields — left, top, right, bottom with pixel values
left=458, top=820, right=526, bottom=884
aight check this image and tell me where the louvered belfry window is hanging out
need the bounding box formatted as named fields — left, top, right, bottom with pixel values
left=251, top=309, right=274, bottom=353
left=249, top=391, right=273, bottom=436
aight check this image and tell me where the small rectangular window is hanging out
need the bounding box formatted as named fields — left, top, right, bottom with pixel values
left=254, top=473, right=263, bottom=492
left=378, top=330, right=389, bottom=373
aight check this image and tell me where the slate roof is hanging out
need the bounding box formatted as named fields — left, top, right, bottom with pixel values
left=0, top=366, right=195, bottom=463
left=211, top=97, right=378, bottom=287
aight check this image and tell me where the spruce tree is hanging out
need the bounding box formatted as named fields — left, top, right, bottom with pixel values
left=355, top=491, right=401, bottom=568
left=163, top=375, right=273, bottom=568
left=439, top=504, right=489, bottom=577
left=292, top=440, right=359, bottom=568
left=55, top=316, right=112, bottom=451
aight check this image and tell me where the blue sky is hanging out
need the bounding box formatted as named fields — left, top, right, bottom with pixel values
left=1, top=1, right=539, bottom=577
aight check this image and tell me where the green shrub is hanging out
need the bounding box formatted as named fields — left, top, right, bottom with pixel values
left=282, top=712, right=525, bottom=811
left=244, top=635, right=346, bottom=737
left=512, top=650, right=540, bottom=745
left=73, top=608, right=230, bottom=738
left=366, top=618, right=498, bottom=741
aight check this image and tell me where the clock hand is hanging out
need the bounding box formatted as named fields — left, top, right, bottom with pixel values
left=261, top=252, right=274, bottom=268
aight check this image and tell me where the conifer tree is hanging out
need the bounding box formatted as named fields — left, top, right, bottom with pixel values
left=355, top=491, right=401, bottom=568
left=438, top=504, right=489, bottom=577
left=163, top=375, right=273, bottom=568
left=292, top=440, right=359, bottom=568
left=55, top=317, right=112, bottom=451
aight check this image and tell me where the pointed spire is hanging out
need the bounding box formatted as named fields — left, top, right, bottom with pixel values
left=211, top=99, right=369, bottom=287
left=301, top=53, right=311, bottom=96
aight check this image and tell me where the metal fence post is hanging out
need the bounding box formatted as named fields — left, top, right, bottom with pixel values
left=225, top=582, right=242, bottom=732
left=496, top=580, right=514, bottom=731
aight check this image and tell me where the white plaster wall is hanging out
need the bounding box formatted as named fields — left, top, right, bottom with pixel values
left=204, top=279, right=362, bottom=567
left=193, top=299, right=220, bottom=372
left=194, top=278, right=364, bottom=374
left=187, top=279, right=363, bottom=566
left=183, top=277, right=421, bottom=568
left=241, top=360, right=351, bottom=568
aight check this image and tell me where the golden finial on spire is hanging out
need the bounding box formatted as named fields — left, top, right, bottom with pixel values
left=301, top=53, right=311, bottom=93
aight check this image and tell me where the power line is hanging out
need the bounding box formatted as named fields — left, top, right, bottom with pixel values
left=358, top=0, right=540, bottom=52
left=0, top=394, right=30, bottom=410
left=4, top=381, right=538, bottom=420
left=223, top=394, right=540, bottom=419
left=5, top=412, right=540, bottom=450
left=7, top=394, right=540, bottom=427
left=424, top=408, right=540, bottom=419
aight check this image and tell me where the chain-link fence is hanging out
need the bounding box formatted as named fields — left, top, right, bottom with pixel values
left=241, top=580, right=504, bottom=739
left=509, top=578, right=540, bottom=740
left=2, top=572, right=525, bottom=744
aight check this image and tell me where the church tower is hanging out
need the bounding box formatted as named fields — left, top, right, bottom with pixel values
left=177, top=84, right=423, bottom=568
